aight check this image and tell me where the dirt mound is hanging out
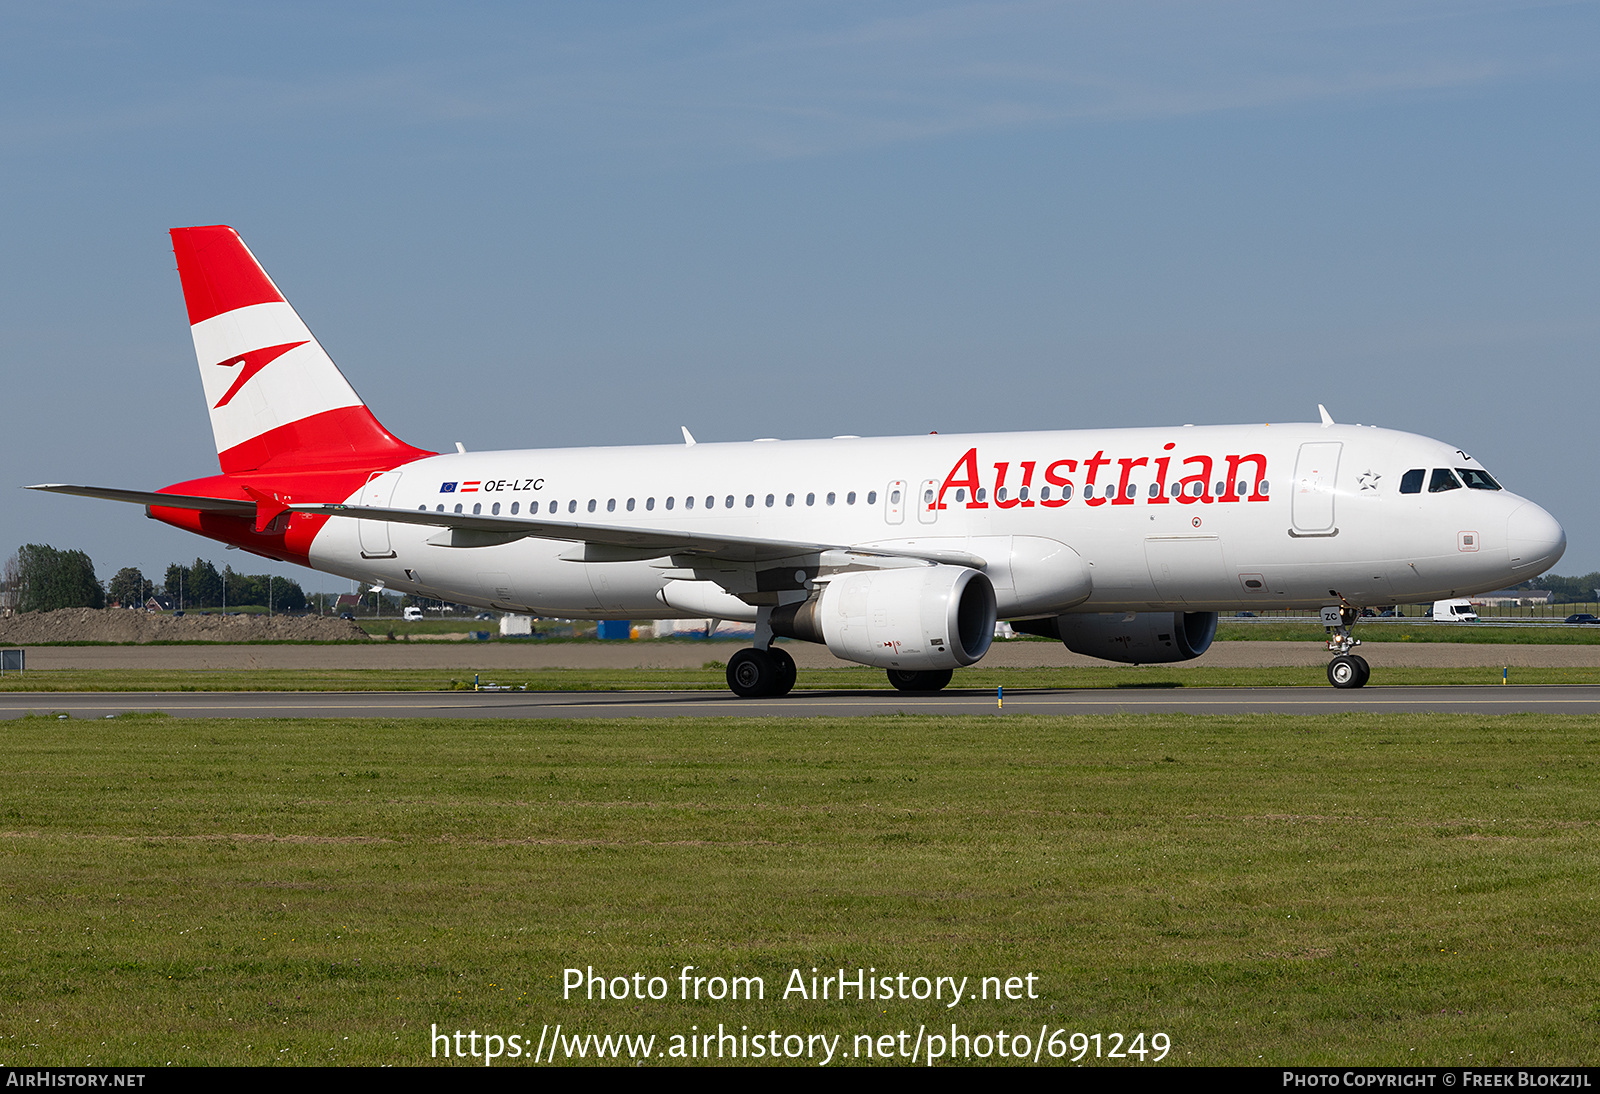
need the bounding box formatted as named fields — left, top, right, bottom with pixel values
left=0, top=608, right=371, bottom=644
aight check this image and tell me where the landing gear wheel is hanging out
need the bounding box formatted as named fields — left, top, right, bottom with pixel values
left=887, top=668, right=954, bottom=693
left=769, top=647, right=797, bottom=697
left=727, top=648, right=778, bottom=698
left=1351, top=654, right=1370, bottom=687
left=1327, top=655, right=1368, bottom=689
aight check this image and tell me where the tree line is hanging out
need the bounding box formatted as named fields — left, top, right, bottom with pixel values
left=5, top=545, right=306, bottom=613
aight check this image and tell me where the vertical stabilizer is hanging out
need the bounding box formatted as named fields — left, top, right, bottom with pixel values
left=170, top=226, right=431, bottom=474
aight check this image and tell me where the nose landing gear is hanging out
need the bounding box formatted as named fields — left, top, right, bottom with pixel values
left=1321, top=599, right=1370, bottom=689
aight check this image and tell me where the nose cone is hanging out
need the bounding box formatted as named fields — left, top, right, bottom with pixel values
left=1507, top=502, right=1566, bottom=575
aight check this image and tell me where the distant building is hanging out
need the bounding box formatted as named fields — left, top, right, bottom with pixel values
left=145, top=595, right=175, bottom=612
left=1474, top=589, right=1554, bottom=607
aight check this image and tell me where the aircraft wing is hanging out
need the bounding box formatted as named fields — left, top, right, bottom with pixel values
left=26, top=484, right=256, bottom=515
left=290, top=502, right=987, bottom=568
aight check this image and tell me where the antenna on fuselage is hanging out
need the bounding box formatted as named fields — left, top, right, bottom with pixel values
left=1317, top=404, right=1335, bottom=427
left=681, top=426, right=697, bottom=446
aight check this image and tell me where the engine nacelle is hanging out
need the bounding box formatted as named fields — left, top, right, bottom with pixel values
left=1015, top=611, right=1217, bottom=665
left=771, top=565, right=997, bottom=671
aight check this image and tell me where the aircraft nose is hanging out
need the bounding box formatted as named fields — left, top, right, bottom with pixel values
left=1506, top=501, right=1566, bottom=575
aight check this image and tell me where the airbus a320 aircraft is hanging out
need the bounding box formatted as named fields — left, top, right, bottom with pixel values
left=33, top=226, right=1567, bottom=696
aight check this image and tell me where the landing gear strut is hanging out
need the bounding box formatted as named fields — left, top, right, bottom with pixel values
left=1321, top=599, right=1370, bottom=689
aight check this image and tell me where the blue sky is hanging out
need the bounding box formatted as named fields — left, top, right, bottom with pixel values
left=4, top=1, right=1597, bottom=589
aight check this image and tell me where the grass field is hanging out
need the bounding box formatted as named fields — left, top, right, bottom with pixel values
left=2, top=712, right=1596, bottom=1066
left=4, top=663, right=1600, bottom=693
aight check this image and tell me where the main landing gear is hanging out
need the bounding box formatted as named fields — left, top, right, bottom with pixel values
left=726, top=646, right=796, bottom=698
left=887, top=669, right=954, bottom=693
left=1321, top=598, right=1370, bottom=689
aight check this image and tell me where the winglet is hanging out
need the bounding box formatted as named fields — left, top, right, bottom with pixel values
left=241, top=485, right=290, bottom=533
left=1317, top=404, right=1335, bottom=427
left=681, top=426, right=697, bottom=446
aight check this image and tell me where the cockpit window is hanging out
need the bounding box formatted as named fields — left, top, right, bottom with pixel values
left=1399, top=469, right=1424, bottom=494
left=1456, top=468, right=1501, bottom=491
left=1428, top=468, right=1462, bottom=493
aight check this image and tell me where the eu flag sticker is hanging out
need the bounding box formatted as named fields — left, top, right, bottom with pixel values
left=440, top=482, right=458, bottom=493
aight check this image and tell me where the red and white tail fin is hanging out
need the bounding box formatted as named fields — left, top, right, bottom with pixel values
left=170, top=226, right=431, bottom=475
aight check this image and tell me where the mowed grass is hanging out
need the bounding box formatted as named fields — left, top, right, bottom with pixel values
left=1215, top=622, right=1600, bottom=645
left=5, top=664, right=1600, bottom=693
left=2, top=713, right=1597, bottom=1067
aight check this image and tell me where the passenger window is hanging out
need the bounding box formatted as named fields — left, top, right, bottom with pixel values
left=491, top=502, right=500, bottom=515
left=1039, top=487, right=1049, bottom=501
left=807, top=493, right=816, bottom=506
left=847, top=491, right=856, bottom=505
left=786, top=493, right=795, bottom=506
left=1148, top=483, right=1159, bottom=498
left=685, top=496, right=694, bottom=509
left=1126, top=484, right=1136, bottom=499
left=606, top=499, right=616, bottom=512
left=1429, top=468, right=1462, bottom=493
left=923, top=488, right=934, bottom=505
left=1170, top=483, right=1181, bottom=497
left=473, top=503, right=481, bottom=515
left=1399, top=469, right=1424, bottom=494
left=745, top=494, right=754, bottom=508
left=512, top=502, right=520, bottom=515
left=436, top=504, right=444, bottom=512
left=626, top=498, right=635, bottom=511
left=645, top=498, right=654, bottom=511
left=889, top=490, right=901, bottom=504
left=667, top=497, right=676, bottom=510
left=976, top=488, right=987, bottom=502
left=1260, top=481, right=1269, bottom=495
left=454, top=504, right=463, bottom=514
left=588, top=499, right=597, bottom=512
left=1456, top=468, right=1501, bottom=490
left=726, top=495, right=735, bottom=508
left=706, top=496, right=716, bottom=509
left=1019, top=487, right=1029, bottom=501
left=765, top=494, right=774, bottom=507
left=867, top=491, right=877, bottom=504
left=997, top=487, right=1008, bottom=502
left=1083, top=484, right=1094, bottom=499
left=568, top=500, right=578, bottom=514
left=827, top=492, right=836, bottom=505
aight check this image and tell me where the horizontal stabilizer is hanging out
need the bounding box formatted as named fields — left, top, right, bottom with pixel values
left=26, top=484, right=255, bottom=515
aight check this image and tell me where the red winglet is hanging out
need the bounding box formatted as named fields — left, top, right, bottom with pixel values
left=242, top=485, right=291, bottom=533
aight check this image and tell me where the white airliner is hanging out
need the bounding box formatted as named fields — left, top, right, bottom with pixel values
left=32, top=226, right=1567, bottom=696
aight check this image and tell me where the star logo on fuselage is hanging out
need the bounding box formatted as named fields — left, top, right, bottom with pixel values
left=211, top=340, right=309, bottom=409
left=1357, top=469, right=1381, bottom=491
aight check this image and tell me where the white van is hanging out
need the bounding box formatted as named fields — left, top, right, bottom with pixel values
left=402, top=606, right=424, bottom=622
left=1431, top=599, right=1479, bottom=623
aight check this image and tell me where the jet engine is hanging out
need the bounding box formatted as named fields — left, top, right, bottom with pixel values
left=771, top=564, right=996, bottom=671
left=1014, top=610, right=1218, bottom=665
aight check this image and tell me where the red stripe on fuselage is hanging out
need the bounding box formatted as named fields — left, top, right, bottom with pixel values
left=153, top=406, right=435, bottom=564
left=170, top=226, right=285, bottom=326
